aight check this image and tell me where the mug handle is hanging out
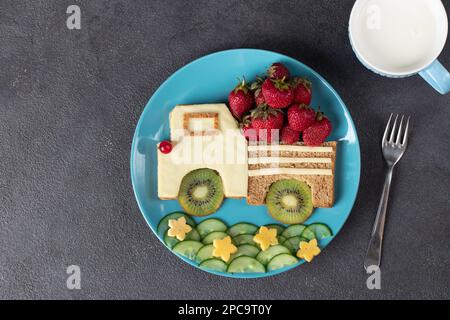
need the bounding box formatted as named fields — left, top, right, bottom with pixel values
left=419, top=60, right=450, bottom=95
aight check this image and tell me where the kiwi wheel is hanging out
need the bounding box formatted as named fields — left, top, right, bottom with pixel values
left=178, top=169, right=224, bottom=217
left=265, top=179, right=314, bottom=224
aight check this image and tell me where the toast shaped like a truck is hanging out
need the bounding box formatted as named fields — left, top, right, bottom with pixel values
left=157, top=104, right=337, bottom=224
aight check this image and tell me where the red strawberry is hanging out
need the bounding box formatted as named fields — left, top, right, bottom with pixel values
left=302, top=112, right=333, bottom=146
left=250, top=77, right=266, bottom=106
left=255, top=90, right=265, bottom=106
left=268, top=63, right=290, bottom=80
left=262, top=78, right=294, bottom=109
left=228, top=79, right=254, bottom=120
left=250, top=104, right=284, bottom=143
left=241, top=115, right=258, bottom=141
left=287, top=104, right=316, bottom=132
left=281, top=127, right=300, bottom=145
left=292, top=77, right=312, bottom=105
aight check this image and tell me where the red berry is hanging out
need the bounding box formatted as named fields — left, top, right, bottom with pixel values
left=262, top=78, right=294, bottom=109
left=228, top=79, right=255, bottom=119
left=302, top=113, right=332, bottom=146
left=268, top=63, right=290, bottom=80
left=281, top=127, right=300, bottom=145
left=292, top=78, right=312, bottom=105
left=242, top=123, right=258, bottom=141
left=159, top=141, right=173, bottom=154
left=250, top=105, right=285, bottom=143
left=287, top=104, right=316, bottom=132
left=255, top=89, right=265, bottom=106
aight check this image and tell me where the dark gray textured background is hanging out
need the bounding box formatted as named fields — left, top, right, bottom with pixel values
left=1, top=0, right=449, bottom=300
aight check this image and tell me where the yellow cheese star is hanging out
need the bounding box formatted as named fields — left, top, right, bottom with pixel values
left=296, top=239, right=321, bottom=262
left=253, top=226, right=278, bottom=251
left=213, top=236, right=237, bottom=262
left=167, top=217, right=192, bottom=241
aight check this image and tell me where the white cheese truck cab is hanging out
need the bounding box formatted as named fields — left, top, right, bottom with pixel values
left=157, top=104, right=248, bottom=200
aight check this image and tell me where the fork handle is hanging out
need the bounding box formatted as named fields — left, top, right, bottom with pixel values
left=364, top=166, right=394, bottom=270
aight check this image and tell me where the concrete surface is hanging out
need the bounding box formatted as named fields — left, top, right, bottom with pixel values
left=0, top=0, right=449, bottom=299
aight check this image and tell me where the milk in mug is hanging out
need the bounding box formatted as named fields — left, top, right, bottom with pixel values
left=349, top=0, right=450, bottom=94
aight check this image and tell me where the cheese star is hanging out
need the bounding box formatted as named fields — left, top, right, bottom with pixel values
left=167, top=217, right=192, bottom=241
left=213, top=236, right=237, bottom=262
left=253, top=226, right=278, bottom=251
left=296, top=238, right=321, bottom=262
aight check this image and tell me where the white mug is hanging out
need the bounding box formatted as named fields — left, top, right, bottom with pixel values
left=349, top=0, right=450, bottom=94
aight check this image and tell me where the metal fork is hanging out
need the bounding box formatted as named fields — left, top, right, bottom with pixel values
left=364, top=114, right=410, bottom=271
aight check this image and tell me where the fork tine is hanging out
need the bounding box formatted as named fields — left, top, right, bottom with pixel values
left=389, top=114, right=399, bottom=142
left=382, top=114, right=393, bottom=143
left=395, top=115, right=405, bottom=144
left=402, top=116, right=410, bottom=146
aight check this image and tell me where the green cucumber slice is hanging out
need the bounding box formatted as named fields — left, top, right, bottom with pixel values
left=199, top=259, right=227, bottom=272
left=233, top=234, right=256, bottom=246
left=202, top=231, right=229, bottom=245
left=278, top=236, right=287, bottom=244
left=264, top=224, right=285, bottom=236
left=195, top=244, right=214, bottom=263
left=172, top=241, right=204, bottom=260
left=228, top=223, right=258, bottom=237
left=301, top=228, right=316, bottom=241
left=283, top=236, right=300, bottom=254
left=256, top=245, right=291, bottom=265
left=164, top=228, right=201, bottom=249
left=267, top=253, right=298, bottom=271
left=227, top=256, right=266, bottom=273
left=282, top=236, right=308, bottom=255
left=230, top=244, right=260, bottom=262
left=305, top=223, right=333, bottom=240
left=197, top=219, right=228, bottom=238
left=281, top=224, right=306, bottom=239
left=157, top=212, right=196, bottom=237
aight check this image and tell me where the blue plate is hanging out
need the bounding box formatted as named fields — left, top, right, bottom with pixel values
left=131, top=49, right=361, bottom=278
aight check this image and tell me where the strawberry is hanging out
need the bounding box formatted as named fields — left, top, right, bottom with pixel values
left=291, top=77, right=312, bottom=105
left=287, top=104, right=316, bottom=132
left=302, top=112, right=333, bottom=146
left=250, top=77, right=266, bottom=106
left=268, top=63, right=290, bottom=80
left=250, top=104, right=284, bottom=143
left=241, top=115, right=258, bottom=141
left=281, top=127, right=300, bottom=145
left=255, top=90, right=265, bottom=106
left=228, top=79, right=255, bottom=120
left=262, top=78, right=294, bottom=109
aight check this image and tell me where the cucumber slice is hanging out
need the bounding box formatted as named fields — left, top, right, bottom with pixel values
left=282, top=236, right=308, bottom=255
left=301, top=228, right=316, bottom=241
left=196, top=244, right=214, bottom=263
left=256, top=244, right=291, bottom=265
left=233, top=234, right=256, bottom=246
left=164, top=228, right=201, bottom=249
left=157, top=212, right=196, bottom=237
left=202, top=231, right=229, bottom=245
left=200, top=259, right=227, bottom=272
left=227, top=256, right=266, bottom=273
left=228, top=223, right=258, bottom=237
left=305, top=223, right=333, bottom=240
left=173, top=241, right=204, bottom=260
left=267, top=253, right=298, bottom=271
left=281, top=224, right=306, bottom=239
left=265, top=224, right=285, bottom=236
left=230, top=244, right=260, bottom=262
left=197, top=219, right=228, bottom=238
left=278, top=236, right=287, bottom=244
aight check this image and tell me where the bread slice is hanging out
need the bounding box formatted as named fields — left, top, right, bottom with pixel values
left=247, top=142, right=337, bottom=208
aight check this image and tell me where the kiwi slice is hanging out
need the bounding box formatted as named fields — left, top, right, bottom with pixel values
left=178, top=169, right=224, bottom=217
left=266, top=179, right=313, bottom=224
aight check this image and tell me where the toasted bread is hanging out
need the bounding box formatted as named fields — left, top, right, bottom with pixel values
left=247, top=142, right=337, bottom=208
